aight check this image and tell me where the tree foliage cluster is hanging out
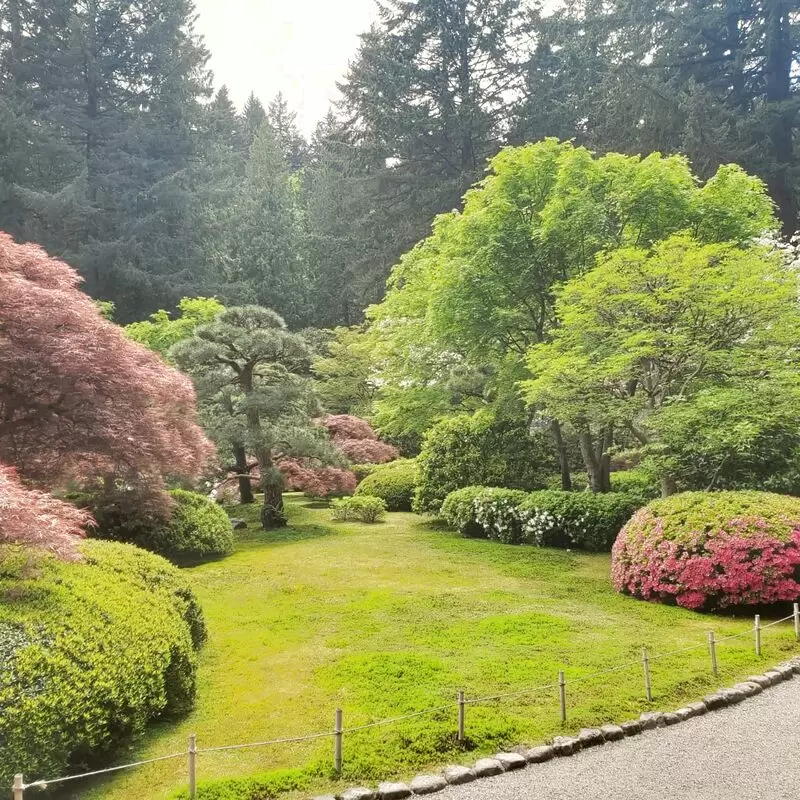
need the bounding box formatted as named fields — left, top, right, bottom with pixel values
left=4, top=0, right=799, bottom=330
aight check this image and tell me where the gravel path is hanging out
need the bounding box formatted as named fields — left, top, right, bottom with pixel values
left=439, top=679, right=800, bottom=800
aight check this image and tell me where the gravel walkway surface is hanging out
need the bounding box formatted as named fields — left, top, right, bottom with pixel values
left=439, top=679, right=800, bottom=800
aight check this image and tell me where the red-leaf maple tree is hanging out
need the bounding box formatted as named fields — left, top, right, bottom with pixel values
left=0, top=234, right=214, bottom=554
left=320, top=415, right=399, bottom=464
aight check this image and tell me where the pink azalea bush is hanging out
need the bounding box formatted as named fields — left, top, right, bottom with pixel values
left=320, top=415, right=399, bottom=465
left=612, top=491, right=800, bottom=610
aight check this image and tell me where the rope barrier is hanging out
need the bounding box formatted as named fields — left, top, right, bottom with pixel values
left=18, top=613, right=799, bottom=793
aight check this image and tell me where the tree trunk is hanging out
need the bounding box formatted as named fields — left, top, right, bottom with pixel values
left=579, top=427, right=611, bottom=493
left=550, top=419, right=572, bottom=491
left=661, top=475, right=678, bottom=498
left=260, top=463, right=287, bottom=529
left=763, top=0, right=796, bottom=236
left=232, top=443, right=254, bottom=504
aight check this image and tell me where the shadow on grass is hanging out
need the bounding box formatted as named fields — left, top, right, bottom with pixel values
left=235, top=523, right=335, bottom=551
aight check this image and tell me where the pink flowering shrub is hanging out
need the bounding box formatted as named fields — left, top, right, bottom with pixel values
left=612, top=491, right=800, bottom=610
left=319, top=415, right=400, bottom=465
left=278, top=458, right=357, bottom=499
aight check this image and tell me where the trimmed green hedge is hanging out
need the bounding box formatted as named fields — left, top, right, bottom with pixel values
left=88, top=489, right=235, bottom=564
left=440, top=487, right=640, bottom=552
left=355, top=460, right=418, bottom=511
left=0, top=540, right=205, bottom=787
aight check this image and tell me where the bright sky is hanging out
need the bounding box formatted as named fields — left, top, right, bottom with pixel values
left=193, top=0, right=380, bottom=136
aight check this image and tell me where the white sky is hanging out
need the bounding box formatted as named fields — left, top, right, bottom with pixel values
left=193, top=0, right=380, bottom=136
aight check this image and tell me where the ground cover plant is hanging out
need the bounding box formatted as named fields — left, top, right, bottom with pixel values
left=68, top=495, right=798, bottom=800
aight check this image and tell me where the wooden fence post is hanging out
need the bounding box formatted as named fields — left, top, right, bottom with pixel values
left=334, top=708, right=343, bottom=774
left=188, top=734, right=197, bottom=799
left=794, top=604, right=799, bottom=640
left=755, top=615, right=761, bottom=656
left=457, top=691, right=465, bottom=742
left=708, top=631, right=718, bottom=677
left=12, top=774, right=23, bottom=800
left=558, top=671, right=567, bottom=724
left=642, top=646, right=653, bottom=702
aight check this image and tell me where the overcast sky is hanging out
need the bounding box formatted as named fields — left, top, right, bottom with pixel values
left=193, top=0, right=380, bottom=136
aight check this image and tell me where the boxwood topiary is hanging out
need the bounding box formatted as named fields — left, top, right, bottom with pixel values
left=355, top=460, right=418, bottom=511
left=0, top=539, right=205, bottom=788
left=612, top=491, right=800, bottom=610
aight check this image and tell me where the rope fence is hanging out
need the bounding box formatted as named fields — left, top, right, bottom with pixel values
left=11, top=605, right=800, bottom=800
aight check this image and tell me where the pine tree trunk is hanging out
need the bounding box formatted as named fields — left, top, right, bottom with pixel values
left=260, top=463, right=287, bottom=529
left=233, top=443, right=254, bottom=504
left=763, top=0, right=796, bottom=236
left=550, top=419, right=572, bottom=491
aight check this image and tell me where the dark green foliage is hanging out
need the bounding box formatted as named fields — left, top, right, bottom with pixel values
left=520, top=491, right=640, bottom=552
left=414, top=413, right=555, bottom=514
left=86, top=489, right=234, bottom=564
left=350, top=463, right=379, bottom=483
left=0, top=540, right=204, bottom=788
left=355, top=460, right=418, bottom=511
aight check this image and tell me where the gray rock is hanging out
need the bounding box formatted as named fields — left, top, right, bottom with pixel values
left=341, top=789, right=377, bottom=800
left=495, top=752, right=527, bottom=771
left=311, top=796, right=337, bottom=800
left=747, top=675, right=772, bottom=689
left=733, top=682, right=762, bottom=697
left=783, top=658, right=800, bottom=675
left=577, top=727, right=605, bottom=747
left=472, top=759, right=504, bottom=778
left=378, top=782, right=411, bottom=800
left=673, top=708, right=695, bottom=721
left=600, top=724, right=625, bottom=741
left=764, top=670, right=785, bottom=685
left=409, top=776, right=446, bottom=795
left=526, top=745, right=555, bottom=763
left=621, top=720, right=643, bottom=736
left=551, top=736, right=581, bottom=756
left=687, top=701, right=708, bottom=716
left=721, top=688, right=746, bottom=705
left=703, top=692, right=728, bottom=710
left=639, top=712, right=665, bottom=730
left=443, top=766, right=476, bottom=786
left=775, top=664, right=795, bottom=681
left=230, top=518, right=248, bottom=530
left=663, top=712, right=682, bottom=726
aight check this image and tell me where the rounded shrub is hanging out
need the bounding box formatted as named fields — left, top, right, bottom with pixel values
left=610, top=469, right=661, bottom=508
left=414, top=412, right=556, bottom=514
left=330, top=496, right=388, bottom=523
left=350, top=463, right=379, bottom=484
left=440, top=486, right=489, bottom=538
left=612, top=491, right=800, bottom=610
left=440, top=487, right=529, bottom=543
left=520, top=491, right=639, bottom=552
left=0, top=539, right=205, bottom=788
left=91, top=489, right=234, bottom=564
left=355, top=460, right=418, bottom=511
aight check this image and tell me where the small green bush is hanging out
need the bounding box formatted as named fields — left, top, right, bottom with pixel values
left=350, top=463, right=379, bottom=483
left=440, top=486, right=489, bottom=537
left=0, top=540, right=204, bottom=788
left=355, top=460, right=418, bottom=511
left=89, top=489, right=234, bottom=564
left=520, top=491, right=639, bottom=552
left=610, top=469, right=661, bottom=507
left=331, top=496, right=388, bottom=523
left=147, top=490, right=235, bottom=564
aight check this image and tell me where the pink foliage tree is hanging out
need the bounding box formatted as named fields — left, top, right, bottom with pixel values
left=0, top=465, right=91, bottom=560
left=0, top=234, right=214, bottom=488
left=320, top=415, right=399, bottom=465
left=279, top=459, right=357, bottom=499
left=0, top=234, right=214, bottom=556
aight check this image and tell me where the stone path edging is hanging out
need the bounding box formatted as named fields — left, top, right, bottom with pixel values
left=311, top=655, right=800, bottom=800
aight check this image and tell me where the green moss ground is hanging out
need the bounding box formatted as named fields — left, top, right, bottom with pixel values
left=73, top=495, right=798, bottom=800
